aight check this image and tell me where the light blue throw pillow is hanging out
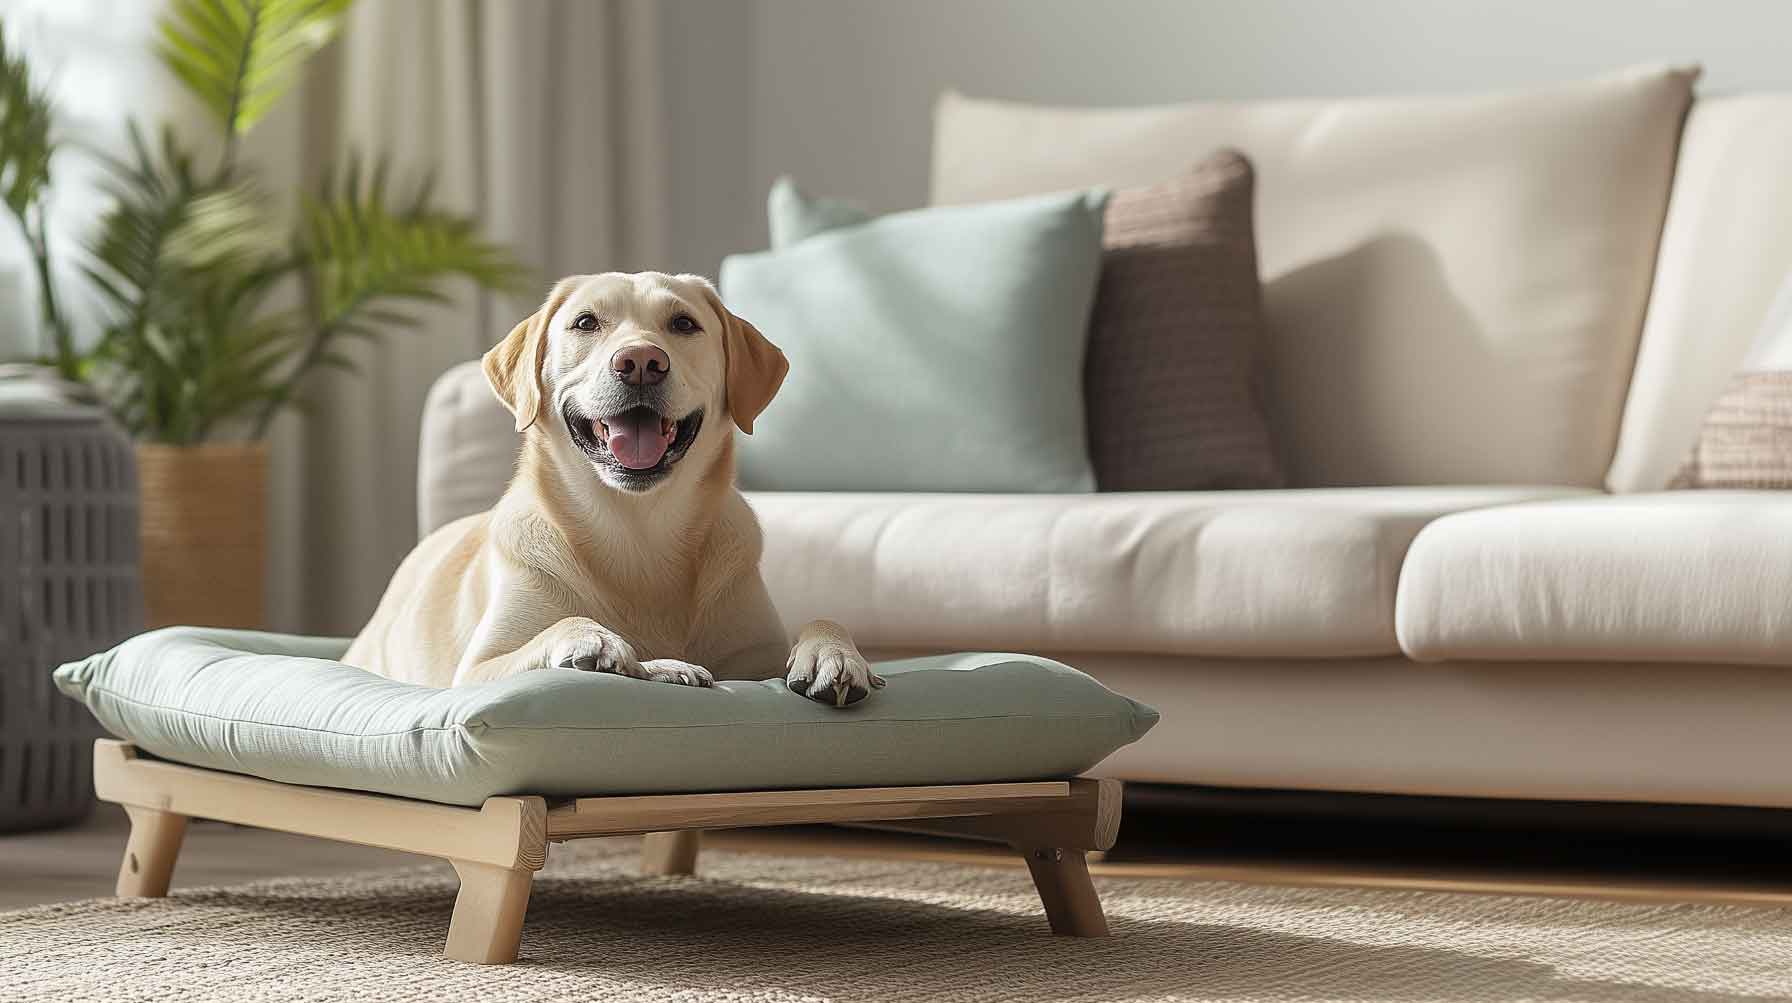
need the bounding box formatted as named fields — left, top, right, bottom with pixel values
left=722, top=180, right=1108, bottom=492
left=767, top=176, right=873, bottom=248
left=54, top=627, right=1158, bottom=806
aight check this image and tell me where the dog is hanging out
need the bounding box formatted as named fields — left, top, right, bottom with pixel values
left=344, top=272, right=883, bottom=706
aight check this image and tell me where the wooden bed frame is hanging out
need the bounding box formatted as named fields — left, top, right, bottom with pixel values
left=92, top=739, right=1122, bottom=964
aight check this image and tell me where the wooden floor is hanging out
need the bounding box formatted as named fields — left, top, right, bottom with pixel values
left=11, top=786, right=1792, bottom=912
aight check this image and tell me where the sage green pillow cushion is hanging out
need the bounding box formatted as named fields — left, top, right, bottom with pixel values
left=54, top=627, right=1158, bottom=807
left=722, top=180, right=1109, bottom=492
left=767, top=176, right=872, bottom=248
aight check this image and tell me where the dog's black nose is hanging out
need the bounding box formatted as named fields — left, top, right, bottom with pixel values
left=611, top=344, right=670, bottom=386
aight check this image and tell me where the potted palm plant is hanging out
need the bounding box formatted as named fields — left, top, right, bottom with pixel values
left=1, top=2, right=527, bottom=629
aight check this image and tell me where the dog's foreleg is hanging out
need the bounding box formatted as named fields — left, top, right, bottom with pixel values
left=453, top=615, right=712, bottom=687
left=452, top=615, right=596, bottom=685
left=785, top=619, right=884, bottom=707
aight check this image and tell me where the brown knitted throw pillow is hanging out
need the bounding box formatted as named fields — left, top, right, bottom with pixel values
left=1673, top=371, right=1792, bottom=488
left=1086, top=151, right=1283, bottom=490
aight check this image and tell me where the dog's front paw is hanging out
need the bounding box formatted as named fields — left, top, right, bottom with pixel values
left=786, top=641, right=884, bottom=707
left=547, top=620, right=646, bottom=678
left=639, top=658, right=714, bottom=688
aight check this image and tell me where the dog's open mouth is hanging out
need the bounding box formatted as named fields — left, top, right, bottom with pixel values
left=601, top=407, right=678, bottom=470
left=566, top=403, right=703, bottom=486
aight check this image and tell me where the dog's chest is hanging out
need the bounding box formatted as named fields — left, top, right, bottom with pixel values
left=539, top=513, right=741, bottom=664
left=567, top=577, right=699, bottom=661
left=606, top=606, right=694, bottom=661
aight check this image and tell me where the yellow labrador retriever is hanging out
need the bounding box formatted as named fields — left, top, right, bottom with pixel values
left=345, top=272, right=883, bottom=706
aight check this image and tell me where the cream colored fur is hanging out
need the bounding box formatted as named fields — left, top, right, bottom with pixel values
left=345, top=272, right=881, bottom=705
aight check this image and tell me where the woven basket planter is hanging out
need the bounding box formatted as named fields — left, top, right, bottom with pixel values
left=136, top=443, right=268, bottom=629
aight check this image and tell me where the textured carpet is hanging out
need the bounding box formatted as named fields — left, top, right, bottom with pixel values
left=5, top=838, right=1792, bottom=1002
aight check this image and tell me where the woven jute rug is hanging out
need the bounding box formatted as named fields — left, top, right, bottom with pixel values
left=4, top=838, right=1791, bottom=1002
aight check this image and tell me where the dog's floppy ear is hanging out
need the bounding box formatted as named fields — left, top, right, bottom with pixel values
left=483, top=313, right=548, bottom=433
left=484, top=280, right=576, bottom=433
left=723, top=312, right=789, bottom=435
left=700, top=286, right=788, bottom=435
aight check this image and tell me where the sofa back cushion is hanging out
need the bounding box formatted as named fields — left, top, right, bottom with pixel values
left=1668, top=272, right=1792, bottom=490
left=1604, top=96, right=1792, bottom=492
left=934, top=66, right=1697, bottom=487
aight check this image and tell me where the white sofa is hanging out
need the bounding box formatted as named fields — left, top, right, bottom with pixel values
left=416, top=68, right=1792, bottom=812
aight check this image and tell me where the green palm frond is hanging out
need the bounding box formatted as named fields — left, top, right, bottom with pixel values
left=86, top=123, right=283, bottom=315
left=245, top=154, right=528, bottom=435
left=84, top=121, right=296, bottom=442
left=83, top=124, right=204, bottom=320
left=89, top=259, right=296, bottom=443
left=158, top=0, right=352, bottom=143
left=0, top=19, right=73, bottom=375
left=298, top=156, right=531, bottom=329
left=171, top=276, right=300, bottom=441
left=167, top=183, right=286, bottom=270
left=0, top=21, right=53, bottom=218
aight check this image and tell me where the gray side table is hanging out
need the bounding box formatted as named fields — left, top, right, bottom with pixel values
left=0, top=393, right=142, bottom=831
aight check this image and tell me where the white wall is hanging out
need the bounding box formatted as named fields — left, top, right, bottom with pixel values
left=661, top=0, right=1792, bottom=278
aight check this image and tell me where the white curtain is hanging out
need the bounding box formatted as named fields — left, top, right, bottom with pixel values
left=267, top=0, right=671, bottom=633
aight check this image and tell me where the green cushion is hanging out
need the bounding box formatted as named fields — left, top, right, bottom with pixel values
left=767, top=176, right=872, bottom=248
left=54, top=628, right=1158, bottom=807
left=722, top=180, right=1108, bottom=493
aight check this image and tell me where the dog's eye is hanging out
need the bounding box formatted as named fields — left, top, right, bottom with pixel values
left=669, top=314, right=700, bottom=334
left=571, top=312, right=600, bottom=332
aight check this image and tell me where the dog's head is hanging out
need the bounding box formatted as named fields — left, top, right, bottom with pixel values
left=483, top=272, right=787, bottom=493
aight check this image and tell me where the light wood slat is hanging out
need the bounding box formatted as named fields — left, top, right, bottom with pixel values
left=641, top=830, right=702, bottom=875
left=93, top=740, right=547, bottom=870
left=445, top=861, right=535, bottom=964
left=1022, top=847, right=1109, bottom=936
left=545, top=781, right=1072, bottom=838
left=116, top=806, right=186, bottom=897
left=850, top=779, right=1123, bottom=851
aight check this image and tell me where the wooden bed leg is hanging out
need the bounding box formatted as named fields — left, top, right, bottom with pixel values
left=1018, top=846, right=1109, bottom=937
left=117, top=805, right=188, bottom=897
left=641, top=830, right=701, bottom=876
left=445, top=860, right=535, bottom=964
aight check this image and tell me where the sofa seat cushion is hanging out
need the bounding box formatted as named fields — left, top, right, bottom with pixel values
left=751, top=487, right=1591, bottom=660
left=1397, top=493, right=1792, bottom=666
left=55, top=629, right=1157, bottom=807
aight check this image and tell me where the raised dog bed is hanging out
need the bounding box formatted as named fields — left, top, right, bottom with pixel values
left=94, top=739, right=1122, bottom=964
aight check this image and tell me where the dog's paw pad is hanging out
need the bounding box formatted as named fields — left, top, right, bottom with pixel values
left=810, top=681, right=869, bottom=706
left=786, top=645, right=881, bottom=707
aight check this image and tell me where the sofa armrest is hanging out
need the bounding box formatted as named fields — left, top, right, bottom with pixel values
left=418, top=360, right=518, bottom=537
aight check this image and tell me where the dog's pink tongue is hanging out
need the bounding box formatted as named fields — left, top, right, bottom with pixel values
left=604, top=412, right=673, bottom=470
